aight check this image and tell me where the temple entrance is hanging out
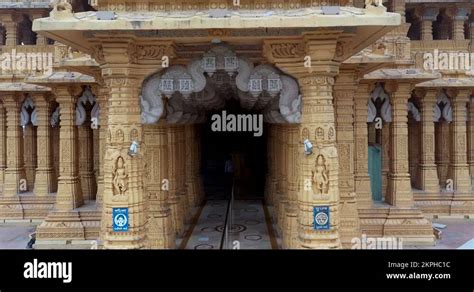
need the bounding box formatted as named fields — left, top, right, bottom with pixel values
left=201, top=99, right=267, bottom=200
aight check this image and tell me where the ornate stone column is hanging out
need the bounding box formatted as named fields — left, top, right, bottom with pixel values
left=100, top=64, right=148, bottom=249
left=168, top=125, right=184, bottom=236
left=265, top=125, right=277, bottom=218
left=446, top=89, right=472, bottom=193
left=385, top=81, right=414, bottom=208
left=416, top=88, right=440, bottom=193
left=144, top=122, right=175, bottom=249
left=334, top=69, right=361, bottom=248
left=0, top=104, right=5, bottom=192
left=3, top=93, right=26, bottom=197
left=31, top=12, right=48, bottom=45
left=415, top=7, right=439, bottom=41
left=185, top=124, right=200, bottom=208
left=283, top=125, right=299, bottom=249
left=448, top=7, right=470, bottom=41
left=353, top=83, right=372, bottom=208
left=176, top=125, right=189, bottom=223
left=381, top=125, right=390, bottom=201
left=33, top=93, right=56, bottom=196
left=0, top=15, right=18, bottom=46
left=54, top=85, right=83, bottom=210
left=276, top=124, right=287, bottom=230
left=265, top=33, right=343, bottom=249
left=23, top=123, right=37, bottom=191
left=469, top=96, right=474, bottom=187
left=95, top=85, right=109, bottom=208
left=78, top=119, right=96, bottom=201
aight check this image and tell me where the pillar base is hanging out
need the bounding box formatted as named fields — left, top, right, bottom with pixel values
left=418, top=164, right=440, bottom=193
left=147, top=213, right=176, bottom=249
left=383, top=208, right=435, bottom=246
left=34, top=168, right=56, bottom=197
left=339, top=193, right=362, bottom=249
left=169, top=196, right=184, bottom=236
left=447, top=165, right=472, bottom=194
left=359, top=205, right=435, bottom=247
left=79, top=173, right=97, bottom=201
left=3, top=168, right=26, bottom=197
left=0, top=196, right=24, bottom=219
left=354, top=175, right=373, bottom=209
left=387, top=173, right=414, bottom=208
left=34, top=207, right=101, bottom=247
left=36, top=211, right=86, bottom=240
left=414, top=191, right=474, bottom=218
left=282, top=204, right=298, bottom=249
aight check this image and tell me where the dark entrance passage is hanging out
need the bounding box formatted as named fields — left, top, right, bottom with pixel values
left=200, top=100, right=267, bottom=199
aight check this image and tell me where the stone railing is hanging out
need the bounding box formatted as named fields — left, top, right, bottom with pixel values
left=90, top=0, right=356, bottom=12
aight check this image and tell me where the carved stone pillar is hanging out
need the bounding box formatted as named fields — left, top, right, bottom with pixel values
left=264, top=124, right=273, bottom=208
left=33, top=93, right=56, bottom=196
left=185, top=125, right=200, bottom=208
left=297, top=71, right=341, bottom=248
left=266, top=34, right=343, bottom=249
left=416, top=89, right=440, bottom=193
left=0, top=104, right=5, bottom=192
left=95, top=86, right=108, bottom=208
left=78, top=121, right=97, bottom=201
left=353, top=83, right=372, bottom=208
left=266, top=125, right=278, bottom=218
left=31, top=12, right=48, bottom=45
left=334, top=69, right=361, bottom=248
left=2, top=17, right=18, bottom=46
left=446, top=89, right=472, bottom=193
left=385, top=82, right=414, bottom=208
left=390, top=0, right=406, bottom=23
left=416, top=7, right=439, bottom=41
left=277, top=124, right=289, bottom=234
left=168, top=125, right=184, bottom=236
left=283, top=125, right=299, bottom=249
left=469, top=97, right=474, bottom=187
left=381, top=125, right=390, bottom=201
left=3, top=93, right=26, bottom=197
left=100, top=70, right=148, bottom=249
left=177, top=125, right=189, bottom=223
left=23, top=124, right=36, bottom=191
left=448, top=7, right=470, bottom=41
left=197, top=125, right=205, bottom=203
left=144, top=122, right=175, bottom=249
left=54, top=85, right=83, bottom=210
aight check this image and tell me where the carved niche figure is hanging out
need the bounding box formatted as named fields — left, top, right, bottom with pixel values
left=113, top=156, right=128, bottom=196
left=312, top=154, right=330, bottom=194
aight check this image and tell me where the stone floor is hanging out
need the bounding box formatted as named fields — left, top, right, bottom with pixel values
left=0, top=224, right=36, bottom=249
left=1, top=213, right=473, bottom=250
left=182, top=199, right=274, bottom=249
left=408, top=218, right=474, bottom=249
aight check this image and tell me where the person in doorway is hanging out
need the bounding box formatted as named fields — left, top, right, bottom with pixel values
left=224, top=155, right=234, bottom=197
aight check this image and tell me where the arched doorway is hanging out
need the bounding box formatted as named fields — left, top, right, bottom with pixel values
left=140, top=45, right=301, bottom=249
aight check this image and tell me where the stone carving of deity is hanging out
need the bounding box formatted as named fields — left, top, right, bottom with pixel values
left=113, top=156, right=128, bottom=196
left=312, top=154, right=330, bottom=194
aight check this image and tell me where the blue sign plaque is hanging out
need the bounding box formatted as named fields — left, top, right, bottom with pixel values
left=112, top=208, right=129, bottom=232
left=313, top=206, right=330, bottom=230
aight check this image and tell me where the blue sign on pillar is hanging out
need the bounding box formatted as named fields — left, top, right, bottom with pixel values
left=313, top=206, right=330, bottom=230
left=113, top=208, right=129, bottom=232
